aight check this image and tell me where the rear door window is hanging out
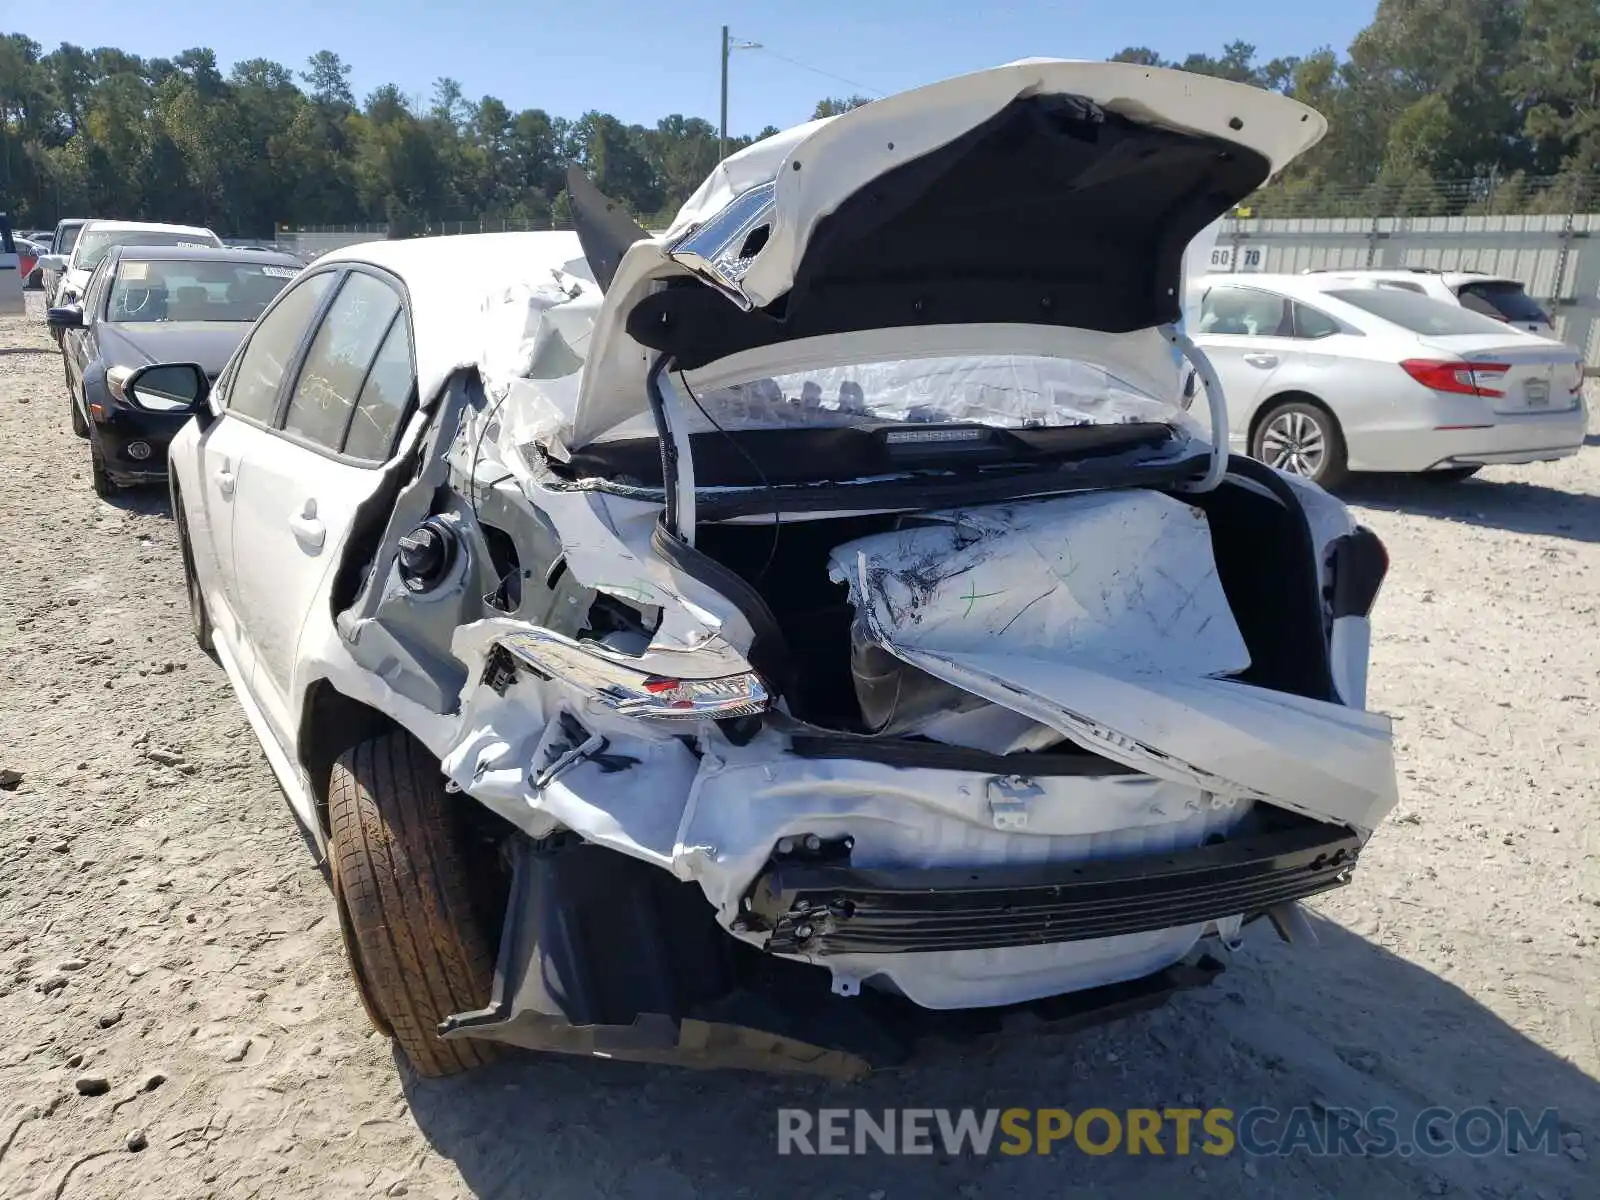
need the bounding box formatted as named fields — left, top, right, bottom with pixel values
left=343, top=317, right=416, bottom=462
left=1198, top=286, right=1293, bottom=337
left=1292, top=302, right=1342, bottom=339
left=226, top=271, right=337, bottom=423
left=281, top=271, right=403, bottom=455
left=1457, top=281, right=1551, bottom=325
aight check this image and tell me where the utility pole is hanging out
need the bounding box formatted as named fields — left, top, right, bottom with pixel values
left=718, top=28, right=761, bottom=163
left=719, top=25, right=729, bottom=163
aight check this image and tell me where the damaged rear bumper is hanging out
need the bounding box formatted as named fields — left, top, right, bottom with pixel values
left=745, top=809, right=1360, bottom=956
left=438, top=836, right=1234, bottom=1079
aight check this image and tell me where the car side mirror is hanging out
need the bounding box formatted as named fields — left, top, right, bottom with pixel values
left=46, top=305, right=82, bottom=331
left=38, top=254, right=66, bottom=272
left=125, top=363, right=210, bottom=419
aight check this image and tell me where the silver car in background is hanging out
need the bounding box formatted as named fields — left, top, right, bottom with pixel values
left=1191, top=274, right=1586, bottom=486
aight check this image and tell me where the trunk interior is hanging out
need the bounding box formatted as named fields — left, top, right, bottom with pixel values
left=690, top=478, right=1337, bottom=737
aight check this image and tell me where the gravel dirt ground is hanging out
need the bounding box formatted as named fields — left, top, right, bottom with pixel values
left=0, top=305, right=1596, bottom=1200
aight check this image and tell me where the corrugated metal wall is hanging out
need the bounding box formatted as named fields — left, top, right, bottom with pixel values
left=1212, top=214, right=1600, bottom=367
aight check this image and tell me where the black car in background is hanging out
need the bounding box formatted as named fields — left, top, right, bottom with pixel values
left=48, top=245, right=302, bottom=496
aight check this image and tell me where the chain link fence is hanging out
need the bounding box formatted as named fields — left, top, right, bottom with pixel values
left=1237, top=172, right=1600, bottom=221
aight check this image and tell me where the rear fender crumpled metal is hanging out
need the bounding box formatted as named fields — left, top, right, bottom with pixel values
left=827, top=489, right=1398, bottom=834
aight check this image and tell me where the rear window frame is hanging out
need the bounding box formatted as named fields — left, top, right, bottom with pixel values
left=1322, top=287, right=1521, bottom=338
left=1455, top=280, right=1552, bottom=326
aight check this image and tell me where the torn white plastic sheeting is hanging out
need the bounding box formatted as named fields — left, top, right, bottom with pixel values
left=828, top=491, right=1251, bottom=679
left=678, top=355, right=1202, bottom=436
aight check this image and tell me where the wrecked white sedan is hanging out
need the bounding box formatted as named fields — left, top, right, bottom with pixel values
left=133, top=59, right=1397, bottom=1079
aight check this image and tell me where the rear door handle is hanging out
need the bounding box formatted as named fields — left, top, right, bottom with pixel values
left=289, top=499, right=325, bottom=552
left=1244, top=353, right=1279, bottom=368
left=214, top=460, right=234, bottom=497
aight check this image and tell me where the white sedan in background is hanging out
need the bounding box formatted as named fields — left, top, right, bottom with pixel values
left=1191, top=274, right=1587, bottom=487
left=40, top=219, right=223, bottom=312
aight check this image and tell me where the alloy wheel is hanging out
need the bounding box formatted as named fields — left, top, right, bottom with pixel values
left=1260, top=410, right=1327, bottom=478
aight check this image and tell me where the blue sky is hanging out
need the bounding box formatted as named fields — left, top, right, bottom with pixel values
left=18, top=1, right=1378, bottom=134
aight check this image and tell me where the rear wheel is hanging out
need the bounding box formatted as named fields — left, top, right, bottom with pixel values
left=327, top=730, right=501, bottom=1077
left=174, top=492, right=214, bottom=654
left=1252, top=399, right=1348, bottom=489
left=1421, top=466, right=1481, bottom=483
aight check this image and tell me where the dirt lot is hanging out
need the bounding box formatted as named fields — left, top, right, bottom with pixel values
left=0, top=307, right=1596, bottom=1200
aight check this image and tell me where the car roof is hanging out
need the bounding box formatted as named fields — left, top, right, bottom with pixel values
left=1297, top=266, right=1524, bottom=287
left=80, top=219, right=217, bottom=237
left=109, top=244, right=300, bottom=267
left=317, top=232, right=590, bottom=405
left=1203, top=270, right=1530, bottom=300
left=1198, top=272, right=1327, bottom=297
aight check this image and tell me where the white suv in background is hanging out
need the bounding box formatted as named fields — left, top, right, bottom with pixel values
left=1301, top=268, right=1557, bottom=340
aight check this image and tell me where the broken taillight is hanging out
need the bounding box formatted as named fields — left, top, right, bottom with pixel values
left=497, top=628, right=770, bottom=721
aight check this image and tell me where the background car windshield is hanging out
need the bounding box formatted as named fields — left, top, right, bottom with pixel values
left=1325, top=288, right=1514, bottom=337
left=75, top=230, right=218, bottom=270
left=679, top=355, right=1186, bottom=435
left=1456, top=280, right=1552, bottom=325
left=108, top=259, right=296, bottom=324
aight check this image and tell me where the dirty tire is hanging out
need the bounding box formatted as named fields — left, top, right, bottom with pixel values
left=174, top=492, right=214, bottom=654
left=88, top=429, right=116, bottom=498
left=328, top=730, right=501, bottom=1078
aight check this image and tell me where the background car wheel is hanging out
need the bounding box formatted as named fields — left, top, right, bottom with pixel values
left=1421, top=466, right=1482, bottom=483
left=327, top=730, right=501, bottom=1078
left=1252, top=399, right=1348, bottom=489
left=88, top=431, right=117, bottom=499
left=174, top=494, right=214, bottom=654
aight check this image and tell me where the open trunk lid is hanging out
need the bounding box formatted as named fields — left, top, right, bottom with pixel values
left=566, top=59, right=1326, bottom=453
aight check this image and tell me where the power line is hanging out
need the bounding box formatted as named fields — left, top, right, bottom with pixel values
left=746, top=44, right=887, bottom=100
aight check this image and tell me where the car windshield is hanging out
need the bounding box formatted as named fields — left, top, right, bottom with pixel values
left=1456, top=280, right=1552, bottom=325
left=678, top=355, right=1187, bottom=435
left=1324, top=288, right=1514, bottom=337
left=108, top=258, right=297, bottom=324
left=75, top=229, right=218, bottom=271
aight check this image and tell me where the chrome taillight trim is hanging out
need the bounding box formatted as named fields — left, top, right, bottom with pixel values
left=667, top=181, right=777, bottom=311
left=497, top=627, right=770, bottom=721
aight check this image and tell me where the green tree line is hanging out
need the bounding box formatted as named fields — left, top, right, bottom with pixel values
left=0, top=0, right=1596, bottom=233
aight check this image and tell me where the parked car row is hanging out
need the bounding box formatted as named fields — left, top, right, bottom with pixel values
left=47, top=243, right=303, bottom=495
